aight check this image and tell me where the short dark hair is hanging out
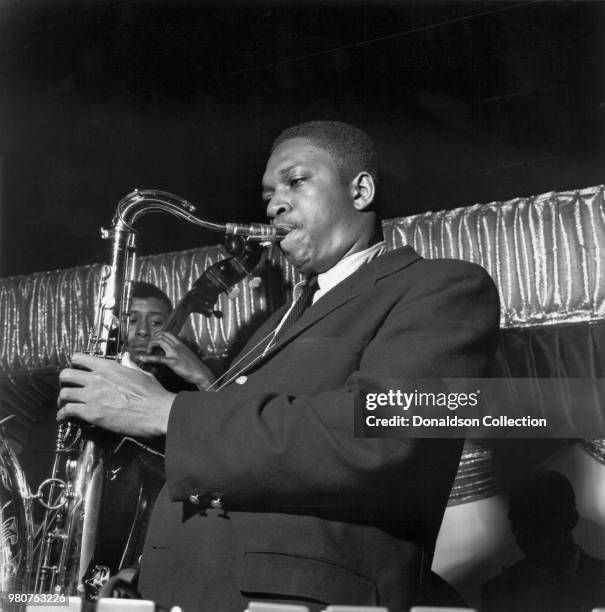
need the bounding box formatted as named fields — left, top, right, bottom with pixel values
left=131, top=281, right=172, bottom=312
left=272, top=121, right=380, bottom=190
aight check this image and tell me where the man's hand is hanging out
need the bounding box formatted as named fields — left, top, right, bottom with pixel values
left=138, top=331, right=216, bottom=390
left=58, top=353, right=176, bottom=437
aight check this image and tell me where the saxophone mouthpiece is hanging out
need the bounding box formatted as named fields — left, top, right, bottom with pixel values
left=224, top=223, right=288, bottom=242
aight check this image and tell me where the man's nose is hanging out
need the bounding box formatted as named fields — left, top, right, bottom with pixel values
left=135, top=322, right=150, bottom=337
left=266, top=194, right=292, bottom=219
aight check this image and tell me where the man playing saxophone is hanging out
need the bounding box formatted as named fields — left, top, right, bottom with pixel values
left=58, top=120, right=500, bottom=611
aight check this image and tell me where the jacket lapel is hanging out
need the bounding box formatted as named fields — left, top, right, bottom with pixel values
left=223, top=305, right=288, bottom=376
left=234, top=246, right=421, bottom=375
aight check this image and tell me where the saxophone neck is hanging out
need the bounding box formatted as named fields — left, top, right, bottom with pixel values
left=113, top=189, right=209, bottom=230
left=114, top=188, right=286, bottom=242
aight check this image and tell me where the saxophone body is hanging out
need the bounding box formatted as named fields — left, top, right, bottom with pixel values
left=34, top=194, right=145, bottom=598
left=32, top=190, right=284, bottom=599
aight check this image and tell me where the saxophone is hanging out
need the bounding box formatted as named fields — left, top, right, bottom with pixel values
left=32, top=189, right=286, bottom=599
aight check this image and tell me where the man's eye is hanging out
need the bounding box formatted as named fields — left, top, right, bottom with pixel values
left=289, top=177, right=306, bottom=187
left=151, top=319, right=164, bottom=327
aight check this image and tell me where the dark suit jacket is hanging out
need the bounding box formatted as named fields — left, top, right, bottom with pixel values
left=139, top=246, right=500, bottom=611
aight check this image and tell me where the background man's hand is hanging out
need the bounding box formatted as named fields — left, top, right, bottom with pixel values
left=58, top=353, right=176, bottom=437
left=138, top=331, right=216, bottom=390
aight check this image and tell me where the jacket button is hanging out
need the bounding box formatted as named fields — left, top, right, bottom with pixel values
left=188, top=494, right=200, bottom=505
left=235, top=376, right=247, bottom=385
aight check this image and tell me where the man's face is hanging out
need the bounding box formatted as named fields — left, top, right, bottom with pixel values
left=127, top=297, right=170, bottom=364
left=262, top=137, right=365, bottom=276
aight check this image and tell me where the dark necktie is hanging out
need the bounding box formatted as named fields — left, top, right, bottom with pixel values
left=271, top=276, right=318, bottom=345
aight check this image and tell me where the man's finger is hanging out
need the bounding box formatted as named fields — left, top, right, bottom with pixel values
left=57, top=403, right=87, bottom=422
left=58, top=385, right=86, bottom=405
left=149, top=334, right=175, bottom=349
left=147, top=338, right=168, bottom=350
left=69, top=352, right=97, bottom=368
left=138, top=354, right=171, bottom=365
left=156, top=331, right=178, bottom=343
left=59, top=367, right=92, bottom=386
left=70, top=352, right=120, bottom=373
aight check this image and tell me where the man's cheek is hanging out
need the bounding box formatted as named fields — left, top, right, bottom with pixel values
left=282, top=231, right=309, bottom=256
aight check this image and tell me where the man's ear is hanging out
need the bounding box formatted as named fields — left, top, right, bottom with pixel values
left=350, top=172, right=375, bottom=211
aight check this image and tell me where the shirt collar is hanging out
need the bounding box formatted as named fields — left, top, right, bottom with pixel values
left=311, top=241, right=387, bottom=302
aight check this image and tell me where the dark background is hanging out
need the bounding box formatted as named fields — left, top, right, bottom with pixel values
left=1, top=0, right=604, bottom=278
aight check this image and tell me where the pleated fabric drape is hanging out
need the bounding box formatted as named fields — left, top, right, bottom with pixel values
left=1, top=185, right=603, bottom=490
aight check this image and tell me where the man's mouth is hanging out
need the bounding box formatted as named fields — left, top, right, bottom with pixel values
left=273, top=223, right=300, bottom=243
left=274, top=223, right=297, bottom=233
